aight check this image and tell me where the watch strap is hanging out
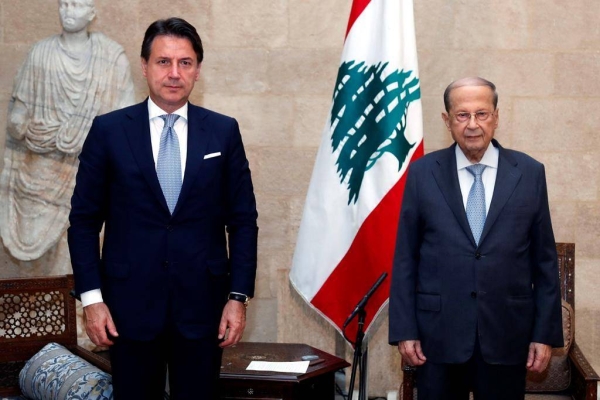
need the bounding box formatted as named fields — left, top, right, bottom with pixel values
left=228, top=292, right=249, bottom=307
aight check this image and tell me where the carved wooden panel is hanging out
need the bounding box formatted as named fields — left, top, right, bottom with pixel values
left=0, top=291, right=66, bottom=339
left=0, top=275, right=77, bottom=364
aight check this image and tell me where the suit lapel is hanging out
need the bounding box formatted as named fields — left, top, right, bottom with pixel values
left=431, top=145, right=475, bottom=245
left=124, top=100, right=170, bottom=214
left=172, top=104, right=210, bottom=216
left=479, top=141, right=522, bottom=245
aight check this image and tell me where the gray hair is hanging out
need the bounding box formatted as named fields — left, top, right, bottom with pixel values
left=443, top=77, right=498, bottom=112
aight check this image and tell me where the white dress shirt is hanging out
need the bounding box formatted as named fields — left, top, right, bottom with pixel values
left=455, top=142, right=499, bottom=214
left=148, top=98, right=189, bottom=177
left=80, top=98, right=190, bottom=308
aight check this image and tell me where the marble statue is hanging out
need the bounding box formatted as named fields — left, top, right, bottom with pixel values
left=0, top=0, right=134, bottom=264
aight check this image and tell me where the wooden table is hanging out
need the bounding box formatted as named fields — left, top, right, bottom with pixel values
left=219, top=342, right=350, bottom=400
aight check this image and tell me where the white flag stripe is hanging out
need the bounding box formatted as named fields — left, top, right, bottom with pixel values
left=342, top=1, right=417, bottom=72
left=290, top=131, right=353, bottom=297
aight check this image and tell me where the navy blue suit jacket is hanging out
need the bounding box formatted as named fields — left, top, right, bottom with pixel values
left=389, top=140, right=563, bottom=365
left=68, top=100, right=258, bottom=341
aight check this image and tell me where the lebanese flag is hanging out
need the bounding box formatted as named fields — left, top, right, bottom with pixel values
left=289, top=0, right=424, bottom=342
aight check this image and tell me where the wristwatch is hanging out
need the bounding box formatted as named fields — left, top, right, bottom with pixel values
left=228, top=292, right=250, bottom=307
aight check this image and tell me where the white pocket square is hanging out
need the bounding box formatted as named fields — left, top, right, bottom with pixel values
left=204, top=152, right=221, bottom=159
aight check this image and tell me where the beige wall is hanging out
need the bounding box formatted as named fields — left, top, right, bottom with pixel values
left=1, top=0, right=599, bottom=396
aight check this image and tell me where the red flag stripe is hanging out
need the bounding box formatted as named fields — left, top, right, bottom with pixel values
left=311, top=142, right=424, bottom=341
left=345, top=0, right=372, bottom=38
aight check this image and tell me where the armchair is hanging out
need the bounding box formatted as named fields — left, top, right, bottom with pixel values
left=0, top=274, right=111, bottom=397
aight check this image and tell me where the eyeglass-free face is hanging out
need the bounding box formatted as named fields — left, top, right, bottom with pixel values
left=441, top=85, right=499, bottom=163
left=142, top=35, right=201, bottom=114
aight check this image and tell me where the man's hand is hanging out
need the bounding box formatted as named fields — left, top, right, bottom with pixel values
left=83, top=302, right=118, bottom=347
left=218, top=300, right=246, bottom=348
left=527, top=342, right=552, bottom=372
left=398, top=340, right=427, bottom=366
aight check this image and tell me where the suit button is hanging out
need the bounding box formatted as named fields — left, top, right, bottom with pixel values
left=166, top=225, right=173, bottom=231
left=475, top=253, right=481, bottom=260
left=471, top=291, right=477, bottom=299
left=163, top=261, right=169, bottom=268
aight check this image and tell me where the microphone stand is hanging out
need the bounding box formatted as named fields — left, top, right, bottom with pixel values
left=344, top=272, right=387, bottom=400
left=347, top=309, right=367, bottom=400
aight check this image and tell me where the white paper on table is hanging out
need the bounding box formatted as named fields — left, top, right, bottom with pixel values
left=246, top=360, right=310, bottom=374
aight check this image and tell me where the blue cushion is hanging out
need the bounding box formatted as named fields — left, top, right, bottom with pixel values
left=19, top=342, right=112, bottom=400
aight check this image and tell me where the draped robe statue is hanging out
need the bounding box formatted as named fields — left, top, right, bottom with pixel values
left=0, top=3, right=134, bottom=265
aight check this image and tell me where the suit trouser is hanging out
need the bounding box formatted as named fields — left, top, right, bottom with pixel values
left=109, top=327, right=223, bottom=400
left=416, top=337, right=526, bottom=400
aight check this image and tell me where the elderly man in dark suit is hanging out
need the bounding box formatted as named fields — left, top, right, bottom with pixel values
left=389, top=77, right=563, bottom=399
left=68, top=17, right=258, bottom=399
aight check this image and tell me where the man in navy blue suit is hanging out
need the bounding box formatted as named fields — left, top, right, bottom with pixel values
left=68, top=17, right=258, bottom=399
left=389, top=77, right=563, bottom=399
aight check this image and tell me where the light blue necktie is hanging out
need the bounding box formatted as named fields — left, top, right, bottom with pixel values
left=465, top=164, right=487, bottom=246
left=157, top=114, right=181, bottom=214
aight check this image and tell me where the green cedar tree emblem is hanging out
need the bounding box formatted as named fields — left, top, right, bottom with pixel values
left=330, top=61, right=421, bottom=204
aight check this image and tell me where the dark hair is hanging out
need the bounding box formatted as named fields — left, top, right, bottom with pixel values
left=141, top=17, right=203, bottom=63
left=443, top=77, right=498, bottom=112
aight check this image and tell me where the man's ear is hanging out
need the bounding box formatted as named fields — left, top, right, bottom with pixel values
left=441, top=112, right=451, bottom=131
left=195, top=63, right=201, bottom=81
left=141, top=58, right=148, bottom=77
left=494, top=108, right=500, bottom=129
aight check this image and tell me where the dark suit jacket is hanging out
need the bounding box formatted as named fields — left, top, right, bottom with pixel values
left=389, top=139, right=563, bottom=365
left=68, top=100, right=258, bottom=341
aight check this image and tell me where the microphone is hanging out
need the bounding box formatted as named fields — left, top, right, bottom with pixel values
left=342, top=272, right=388, bottom=328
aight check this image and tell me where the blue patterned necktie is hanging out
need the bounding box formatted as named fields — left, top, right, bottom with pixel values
left=157, top=114, right=181, bottom=214
left=465, top=164, right=487, bottom=246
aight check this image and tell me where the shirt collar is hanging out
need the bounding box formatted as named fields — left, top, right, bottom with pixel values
left=455, top=141, right=499, bottom=170
left=147, top=97, right=188, bottom=121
